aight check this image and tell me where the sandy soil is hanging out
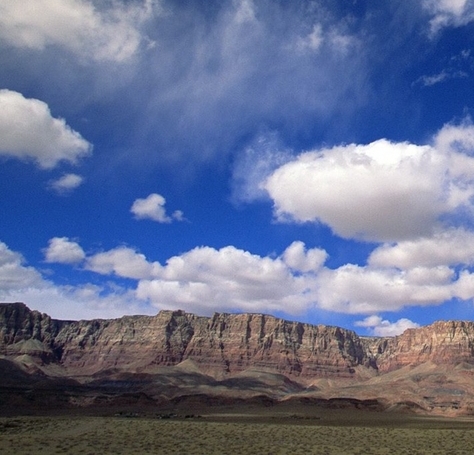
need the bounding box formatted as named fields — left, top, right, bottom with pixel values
left=1, top=408, right=474, bottom=455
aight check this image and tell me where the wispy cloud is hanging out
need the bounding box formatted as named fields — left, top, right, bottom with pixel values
left=49, top=173, right=84, bottom=194
left=0, top=0, right=159, bottom=62
left=422, top=0, right=474, bottom=35
left=414, top=69, right=468, bottom=87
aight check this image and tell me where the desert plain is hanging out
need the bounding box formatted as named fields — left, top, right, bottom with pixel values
left=2, top=404, right=474, bottom=455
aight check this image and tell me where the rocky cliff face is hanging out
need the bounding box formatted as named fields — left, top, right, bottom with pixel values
left=373, top=321, right=474, bottom=372
left=0, top=302, right=373, bottom=379
left=2, top=302, right=474, bottom=381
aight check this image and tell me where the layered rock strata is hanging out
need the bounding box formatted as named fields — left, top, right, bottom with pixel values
left=2, top=302, right=474, bottom=380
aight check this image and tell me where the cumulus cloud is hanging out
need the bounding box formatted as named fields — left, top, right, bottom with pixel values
left=37, top=235, right=474, bottom=318
left=85, top=246, right=160, bottom=280
left=136, top=244, right=315, bottom=315
left=41, top=237, right=322, bottom=316
left=44, top=237, right=85, bottom=264
left=1, top=280, right=150, bottom=321
left=8, top=230, right=474, bottom=322
left=434, top=118, right=474, bottom=155
left=39, top=238, right=326, bottom=317
left=0, top=90, right=92, bottom=169
left=0, top=242, right=44, bottom=290
left=49, top=173, right=84, bottom=193
left=131, top=193, right=184, bottom=223
left=314, top=264, right=457, bottom=314
left=422, top=0, right=474, bottom=35
left=111, top=241, right=474, bottom=315
left=369, top=228, right=474, bottom=269
left=0, top=0, right=158, bottom=62
left=355, top=315, right=420, bottom=336
left=0, top=240, right=152, bottom=320
left=264, top=122, right=474, bottom=242
left=282, top=241, right=327, bottom=273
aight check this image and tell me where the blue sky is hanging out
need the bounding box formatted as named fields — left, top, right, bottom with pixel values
left=2, top=0, right=474, bottom=336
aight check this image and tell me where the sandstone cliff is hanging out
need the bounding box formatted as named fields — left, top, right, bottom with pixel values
left=3, top=302, right=474, bottom=415
left=374, top=321, right=474, bottom=372
left=2, top=302, right=474, bottom=379
left=0, top=302, right=373, bottom=379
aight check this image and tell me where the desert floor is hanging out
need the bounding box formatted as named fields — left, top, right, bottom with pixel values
left=1, top=407, right=474, bottom=455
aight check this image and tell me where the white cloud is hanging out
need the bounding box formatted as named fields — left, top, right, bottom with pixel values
left=0, top=240, right=152, bottom=320
left=0, top=0, right=158, bottom=62
left=38, top=236, right=474, bottom=318
left=137, top=245, right=316, bottom=315
left=131, top=193, right=184, bottom=223
left=0, top=242, right=44, bottom=290
left=0, top=90, right=92, bottom=169
left=5, top=235, right=474, bottom=322
left=1, top=282, right=151, bottom=321
left=129, top=242, right=474, bottom=315
left=434, top=119, right=474, bottom=156
left=422, top=0, right=474, bottom=35
left=85, top=246, right=160, bottom=280
left=44, top=237, right=85, bottom=264
left=49, top=173, right=84, bottom=193
left=264, top=123, right=474, bottom=242
left=38, top=238, right=323, bottom=317
left=369, top=228, right=474, bottom=268
left=282, top=241, right=327, bottom=273
left=314, top=264, right=457, bottom=314
left=355, top=315, right=420, bottom=337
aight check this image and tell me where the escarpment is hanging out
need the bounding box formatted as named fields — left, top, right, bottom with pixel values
left=3, top=302, right=474, bottom=380
left=0, top=303, right=373, bottom=378
left=5, top=302, right=474, bottom=416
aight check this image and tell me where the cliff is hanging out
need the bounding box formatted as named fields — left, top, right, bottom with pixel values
left=0, top=302, right=372, bottom=378
left=2, top=302, right=474, bottom=379
left=4, top=302, right=474, bottom=415
left=374, top=320, right=474, bottom=372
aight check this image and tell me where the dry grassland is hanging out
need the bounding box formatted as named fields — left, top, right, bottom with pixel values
left=1, top=413, right=474, bottom=454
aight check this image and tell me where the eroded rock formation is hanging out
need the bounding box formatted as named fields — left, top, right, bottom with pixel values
left=5, top=302, right=474, bottom=416
left=0, top=303, right=374, bottom=378
left=3, top=302, right=474, bottom=380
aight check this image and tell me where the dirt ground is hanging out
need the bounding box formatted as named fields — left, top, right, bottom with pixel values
left=1, top=406, right=474, bottom=455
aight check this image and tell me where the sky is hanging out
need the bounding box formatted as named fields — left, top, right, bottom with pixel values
left=2, top=0, right=474, bottom=336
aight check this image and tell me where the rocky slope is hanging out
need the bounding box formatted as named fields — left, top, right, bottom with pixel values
left=2, top=302, right=474, bottom=415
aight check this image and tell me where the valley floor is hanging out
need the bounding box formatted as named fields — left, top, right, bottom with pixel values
left=1, top=407, right=474, bottom=455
